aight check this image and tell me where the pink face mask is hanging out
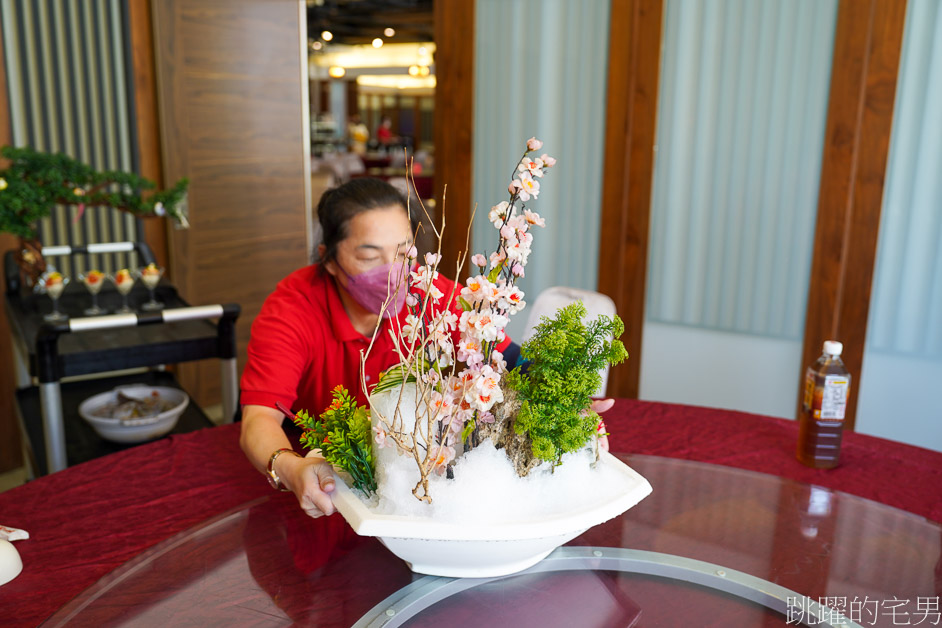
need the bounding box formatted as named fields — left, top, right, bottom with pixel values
left=337, top=261, right=408, bottom=319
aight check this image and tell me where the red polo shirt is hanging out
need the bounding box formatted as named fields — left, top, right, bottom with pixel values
left=240, top=264, right=509, bottom=418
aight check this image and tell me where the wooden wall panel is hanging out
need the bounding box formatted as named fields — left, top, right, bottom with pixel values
left=152, top=0, right=309, bottom=409
left=597, top=0, right=664, bottom=399
left=799, top=0, right=907, bottom=430
left=434, top=0, right=475, bottom=268
left=128, top=0, right=169, bottom=270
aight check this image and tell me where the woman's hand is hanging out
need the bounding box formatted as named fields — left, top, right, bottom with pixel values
left=591, top=398, right=615, bottom=453
left=277, top=451, right=337, bottom=518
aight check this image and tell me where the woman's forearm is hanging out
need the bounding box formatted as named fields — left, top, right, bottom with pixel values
left=239, top=404, right=294, bottom=475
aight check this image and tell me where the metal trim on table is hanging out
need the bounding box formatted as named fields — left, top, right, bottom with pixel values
left=353, top=547, right=862, bottom=628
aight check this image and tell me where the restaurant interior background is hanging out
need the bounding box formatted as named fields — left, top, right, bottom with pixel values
left=0, top=0, right=939, bottom=483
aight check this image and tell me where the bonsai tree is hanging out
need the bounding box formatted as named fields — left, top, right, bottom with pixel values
left=0, top=145, right=188, bottom=281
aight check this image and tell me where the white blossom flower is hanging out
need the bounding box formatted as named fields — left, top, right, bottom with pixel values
left=518, top=171, right=540, bottom=199
left=488, top=201, right=510, bottom=227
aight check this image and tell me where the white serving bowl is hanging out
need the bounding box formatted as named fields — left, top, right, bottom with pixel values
left=78, top=386, right=189, bottom=444
left=330, top=450, right=653, bottom=578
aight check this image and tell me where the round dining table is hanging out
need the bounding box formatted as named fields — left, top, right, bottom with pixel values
left=1, top=399, right=940, bottom=627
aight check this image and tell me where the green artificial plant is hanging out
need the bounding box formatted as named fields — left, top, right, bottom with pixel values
left=504, top=301, right=628, bottom=465
left=0, top=145, right=189, bottom=239
left=293, top=385, right=377, bottom=495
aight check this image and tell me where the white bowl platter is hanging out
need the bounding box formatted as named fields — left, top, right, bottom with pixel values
left=78, top=385, right=189, bottom=444
left=330, top=450, right=652, bottom=578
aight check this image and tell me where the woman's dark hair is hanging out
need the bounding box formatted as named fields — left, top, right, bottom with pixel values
left=315, top=177, right=414, bottom=266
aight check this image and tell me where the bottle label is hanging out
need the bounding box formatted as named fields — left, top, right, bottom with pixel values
left=818, top=375, right=849, bottom=420
left=803, top=367, right=815, bottom=411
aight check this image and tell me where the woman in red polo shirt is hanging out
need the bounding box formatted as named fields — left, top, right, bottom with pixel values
left=239, top=178, right=516, bottom=519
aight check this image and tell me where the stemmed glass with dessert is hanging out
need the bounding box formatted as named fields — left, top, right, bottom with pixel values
left=80, top=269, right=106, bottom=316
left=111, top=268, right=136, bottom=313
left=41, top=271, right=69, bottom=322
left=139, top=263, right=164, bottom=311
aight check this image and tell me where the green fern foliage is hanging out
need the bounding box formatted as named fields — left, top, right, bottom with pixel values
left=505, top=301, right=628, bottom=464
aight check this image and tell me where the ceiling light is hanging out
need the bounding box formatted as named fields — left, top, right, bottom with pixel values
left=311, top=40, right=323, bottom=51
left=418, top=65, right=430, bottom=76
left=328, top=65, right=345, bottom=78
left=384, top=28, right=395, bottom=38
left=372, top=38, right=383, bottom=49
left=408, top=65, right=420, bottom=76
left=418, top=46, right=427, bottom=55
left=321, top=30, right=333, bottom=41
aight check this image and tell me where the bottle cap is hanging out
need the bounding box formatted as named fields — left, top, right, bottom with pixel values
left=823, top=340, right=843, bottom=356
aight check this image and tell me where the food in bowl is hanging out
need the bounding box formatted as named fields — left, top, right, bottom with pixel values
left=79, top=386, right=189, bottom=443
left=96, top=389, right=176, bottom=423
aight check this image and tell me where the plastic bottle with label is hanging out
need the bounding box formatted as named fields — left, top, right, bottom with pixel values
left=797, top=340, right=851, bottom=469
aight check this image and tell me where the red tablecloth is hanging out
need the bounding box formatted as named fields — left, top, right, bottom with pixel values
left=1, top=399, right=940, bottom=627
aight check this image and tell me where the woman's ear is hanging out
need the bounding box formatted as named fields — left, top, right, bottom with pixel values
left=319, top=245, right=339, bottom=277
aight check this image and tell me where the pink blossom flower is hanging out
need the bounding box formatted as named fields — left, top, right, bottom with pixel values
left=527, top=137, right=543, bottom=151
left=406, top=293, right=419, bottom=307
left=373, top=425, right=389, bottom=448
left=509, top=180, right=522, bottom=195
left=469, top=310, right=509, bottom=342
left=466, top=365, right=504, bottom=411
left=471, top=253, right=487, bottom=268
left=478, top=411, right=495, bottom=424
left=457, top=337, right=485, bottom=365
left=511, top=263, right=525, bottom=277
left=506, top=214, right=528, bottom=232
left=489, top=250, right=507, bottom=268
left=461, top=274, right=491, bottom=303
left=421, top=370, right=441, bottom=385
left=429, top=391, right=454, bottom=418
left=519, top=158, right=544, bottom=178
left=425, top=252, right=442, bottom=266
left=406, top=245, right=418, bottom=259
left=438, top=310, right=458, bottom=331
left=428, top=444, right=456, bottom=475
left=524, top=209, right=545, bottom=227
left=490, top=350, right=507, bottom=372
left=540, top=154, right=556, bottom=167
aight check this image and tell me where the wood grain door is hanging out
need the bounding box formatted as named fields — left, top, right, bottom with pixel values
left=152, top=0, right=311, bottom=409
